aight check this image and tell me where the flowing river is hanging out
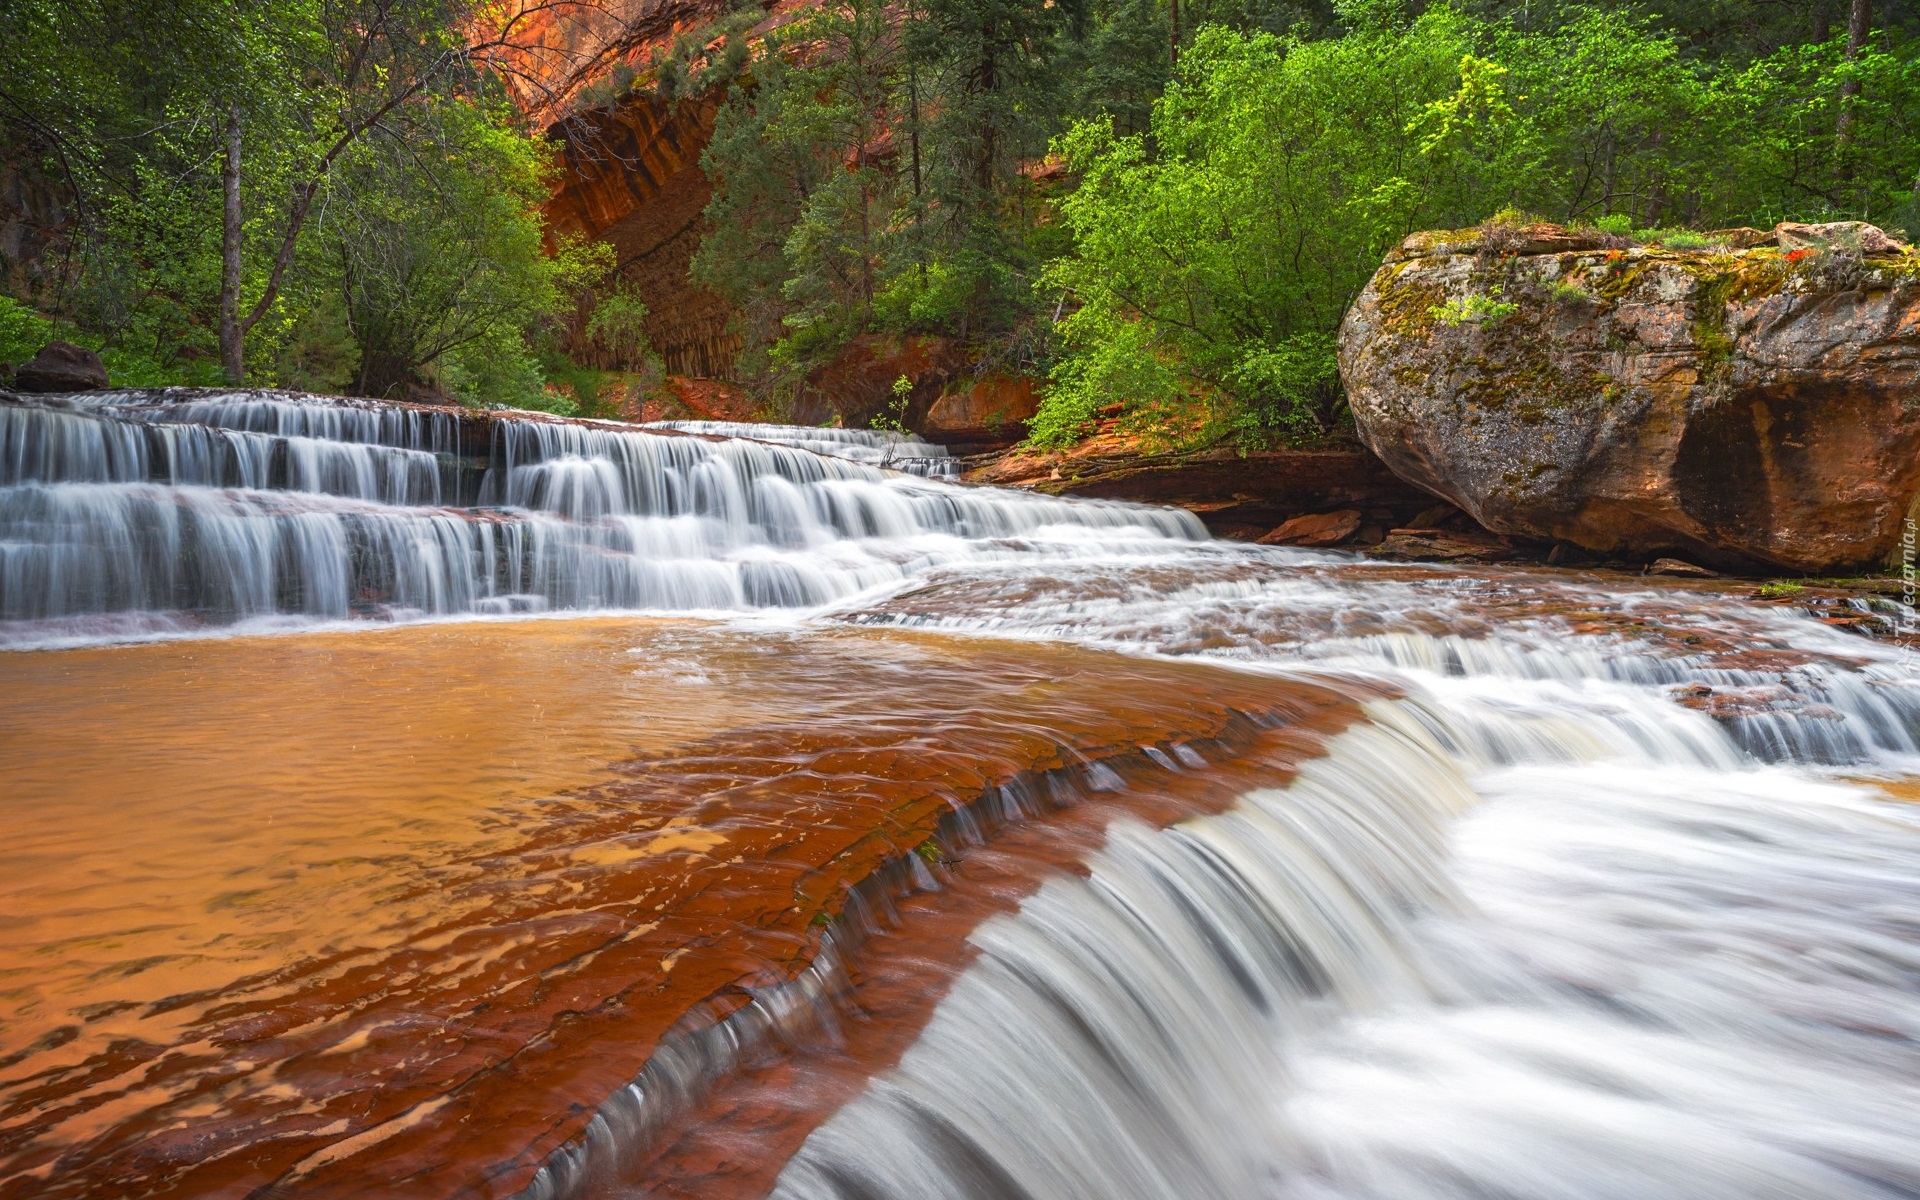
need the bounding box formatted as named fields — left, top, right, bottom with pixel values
left=1, top=390, right=1916, bottom=1200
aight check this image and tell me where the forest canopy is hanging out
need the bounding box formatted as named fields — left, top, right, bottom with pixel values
left=0, top=0, right=1914, bottom=437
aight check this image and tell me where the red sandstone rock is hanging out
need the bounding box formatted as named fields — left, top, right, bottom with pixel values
left=1339, top=221, right=1920, bottom=574
left=969, top=433, right=1437, bottom=540
left=1256, top=509, right=1362, bottom=546
left=543, top=91, right=737, bottom=377
left=921, top=374, right=1039, bottom=448
left=801, top=333, right=968, bottom=427
left=1776, top=220, right=1909, bottom=255
left=1647, top=557, right=1720, bottom=578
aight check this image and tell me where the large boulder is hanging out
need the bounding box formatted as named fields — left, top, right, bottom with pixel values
left=13, top=340, right=109, bottom=393
left=1338, top=221, right=1920, bottom=573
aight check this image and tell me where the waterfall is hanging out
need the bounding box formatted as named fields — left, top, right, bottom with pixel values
left=0, top=391, right=1198, bottom=645
left=771, top=680, right=1920, bottom=1200
left=644, top=420, right=960, bottom=477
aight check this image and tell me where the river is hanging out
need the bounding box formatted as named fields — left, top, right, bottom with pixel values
left=1, top=390, right=1916, bottom=1199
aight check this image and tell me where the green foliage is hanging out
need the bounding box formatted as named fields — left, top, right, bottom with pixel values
left=1030, top=310, right=1181, bottom=446
left=0, top=0, right=601, bottom=403
left=694, top=0, right=904, bottom=392
left=323, top=98, right=593, bottom=401
left=1643, top=228, right=1718, bottom=249
left=1030, top=2, right=1920, bottom=450
left=273, top=292, right=360, bottom=395
left=0, top=298, right=55, bottom=368
left=870, top=375, right=915, bottom=432
left=1409, top=54, right=1516, bottom=156
left=1429, top=285, right=1520, bottom=325
left=697, top=0, right=1099, bottom=401
left=583, top=286, right=653, bottom=365
left=1036, top=13, right=1480, bottom=446
left=0, top=295, right=224, bottom=387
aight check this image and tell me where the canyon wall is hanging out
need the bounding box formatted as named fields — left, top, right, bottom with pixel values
left=487, top=0, right=754, bottom=379
left=545, top=90, right=741, bottom=378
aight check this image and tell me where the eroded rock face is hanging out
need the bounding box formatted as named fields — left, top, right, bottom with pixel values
left=545, top=92, right=736, bottom=378
left=1338, top=222, right=1920, bottom=573
left=921, top=373, right=1039, bottom=450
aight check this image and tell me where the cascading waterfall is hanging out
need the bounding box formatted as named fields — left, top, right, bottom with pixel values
left=644, top=420, right=959, bottom=477
left=0, top=391, right=1196, bottom=642
left=771, top=660, right=1920, bottom=1200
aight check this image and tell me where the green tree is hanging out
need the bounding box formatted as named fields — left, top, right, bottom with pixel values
left=0, top=0, right=587, bottom=392
left=323, top=97, right=604, bottom=400
left=1036, top=13, right=1479, bottom=445
left=694, top=0, right=908, bottom=390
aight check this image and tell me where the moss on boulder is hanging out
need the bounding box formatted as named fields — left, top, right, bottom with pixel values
left=1338, top=221, right=1920, bottom=574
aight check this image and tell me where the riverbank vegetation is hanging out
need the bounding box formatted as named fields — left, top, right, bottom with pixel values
left=0, top=0, right=606, bottom=409
left=687, top=0, right=1918, bottom=446
left=1, top=0, right=1915, bottom=436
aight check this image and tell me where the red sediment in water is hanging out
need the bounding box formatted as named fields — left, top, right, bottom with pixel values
left=0, top=618, right=1375, bottom=1199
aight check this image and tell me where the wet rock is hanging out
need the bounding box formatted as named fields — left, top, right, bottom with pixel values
left=802, top=333, right=967, bottom=428
left=544, top=90, right=737, bottom=378
left=14, top=341, right=108, bottom=392
left=972, top=441, right=1437, bottom=540
left=1339, top=220, right=1920, bottom=575
left=1256, top=509, right=1362, bottom=546
left=1409, top=503, right=1466, bottom=529
left=1710, top=227, right=1775, bottom=250
left=1647, top=557, right=1720, bottom=578
left=1370, top=529, right=1515, bottom=563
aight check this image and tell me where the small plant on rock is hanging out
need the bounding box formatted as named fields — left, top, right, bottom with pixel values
left=871, top=374, right=914, bottom=432
left=1644, top=228, right=1716, bottom=251
left=1429, top=284, right=1520, bottom=326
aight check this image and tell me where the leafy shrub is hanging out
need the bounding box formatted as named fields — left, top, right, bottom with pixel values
left=1429, top=286, right=1520, bottom=325
left=1643, top=228, right=1717, bottom=250
left=0, top=297, right=55, bottom=367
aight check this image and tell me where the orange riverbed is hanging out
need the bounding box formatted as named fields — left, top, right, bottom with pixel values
left=0, top=618, right=1368, bottom=1198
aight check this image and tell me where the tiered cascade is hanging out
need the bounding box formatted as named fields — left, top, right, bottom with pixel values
left=0, top=391, right=1194, bottom=641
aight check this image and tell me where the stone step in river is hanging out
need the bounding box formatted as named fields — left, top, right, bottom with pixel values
left=0, top=389, right=1916, bottom=1200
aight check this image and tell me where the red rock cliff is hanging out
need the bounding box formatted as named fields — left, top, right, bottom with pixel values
left=487, top=0, right=753, bottom=377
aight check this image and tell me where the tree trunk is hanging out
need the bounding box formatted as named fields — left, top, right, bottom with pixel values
left=1834, top=0, right=1872, bottom=188
left=1170, top=0, right=1179, bottom=68
left=219, top=105, right=245, bottom=385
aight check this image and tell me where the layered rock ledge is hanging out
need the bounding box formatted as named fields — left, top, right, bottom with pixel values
left=1338, top=222, right=1920, bottom=574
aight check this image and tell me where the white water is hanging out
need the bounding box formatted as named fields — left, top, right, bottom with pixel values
left=644, top=419, right=959, bottom=477
left=770, top=565, right=1920, bottom=1199
left=0, top=392, right=1193, bottom=643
